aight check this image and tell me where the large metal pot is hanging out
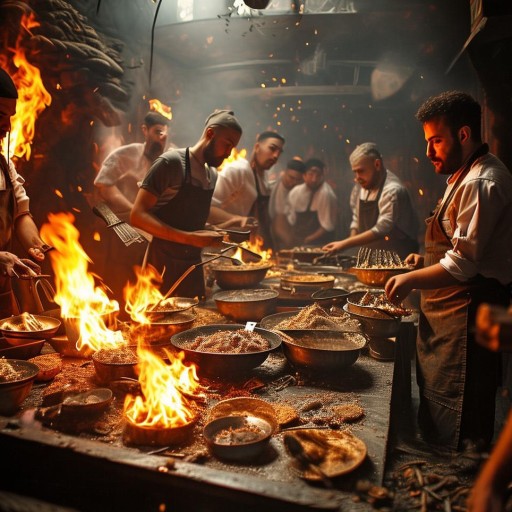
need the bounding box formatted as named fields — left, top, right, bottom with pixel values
left=213, top=288, right=278, bottom=322
left=170, top=324, right=281, bottom=378
left=213, top=263, right=272, bottom=290
left=281, top=330, right=368, bottom=374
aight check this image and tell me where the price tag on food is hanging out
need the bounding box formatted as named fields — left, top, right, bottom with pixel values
left=245, top=321, right=257, bottom=332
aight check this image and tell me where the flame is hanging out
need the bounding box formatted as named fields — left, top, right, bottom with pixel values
left=40, top=212, right=124, bottom=352
left=218, top=147, right=247, bottom=171
left=148, top=98, right=172, bottom=120
left=0, top=13, right=52, bottom=160
left=124, top=348, right=200, bottom=428
left=232, top=237, right=273, bottom=263
left=124, top=265, right=166, bottom=324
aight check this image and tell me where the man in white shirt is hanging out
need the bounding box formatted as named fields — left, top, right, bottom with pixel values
left=323, top=142, right=419, bottom=259
left=287, top=158, right=337, bottom=247
left=386, top=91, right=512, bottom=450
left=210, top=130, right=285, bottom=249
left=269, top=158, right=305, bottom=250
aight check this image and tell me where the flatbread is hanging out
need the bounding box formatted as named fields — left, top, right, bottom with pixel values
left=287, top=429, right=367, bottom=480
left=332, top=403, right=365, bottom=423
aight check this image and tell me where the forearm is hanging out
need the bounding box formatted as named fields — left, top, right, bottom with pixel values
left=208, top=206, right=237, bottom=224
left=336, top=230, right=380, bottom=251
left=14, top=214, right=45, bottom=253
left=405, top=263, right=459, bottom=290
left=97, top=185, right=133, bottom=212
left=131, top=210, right=198, bottom=246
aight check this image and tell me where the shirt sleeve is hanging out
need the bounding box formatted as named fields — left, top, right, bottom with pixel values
left=141, top=153, right=182, bottom=198
left=286, top=187, right=298, bottom=226
left=371, top=183, right=399, bottom=236
left=349, top=185, right=359, bottom=232
left=8, top=160, right=30, bottom=218
left=315, top=186, right=337, bottom=231
left=94, top=146, right=134, bottom=186
left=439, top=177, right=506, bottom=281
left=211, top=163, right=245, bottom=208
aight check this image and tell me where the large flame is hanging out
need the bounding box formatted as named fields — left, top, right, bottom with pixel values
left=40, top=212, right=124, bottom=351
left=232, top=238, right=273, bottom=263
left=1, top=13, right=52, bottom=160
left=124, top=348, right=200, bottom=428
left=217, top=147, right=247, bottom=171
left=148, top=98, right=172, bottom=121
left=124, top=265, right=166, bottom=324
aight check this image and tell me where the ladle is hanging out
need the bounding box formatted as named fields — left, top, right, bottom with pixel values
left=202, top=253, right=243, bottom=266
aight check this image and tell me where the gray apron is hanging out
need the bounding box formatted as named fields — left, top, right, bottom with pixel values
left=249, top=168, right=272, bottom=249
left=292, top=189, right=332, bottom=246
left=0, top=154, right=16, bottom=318
left=417, top=144, right=508, bottom=449
left=358, top=174, right=418, bottom=259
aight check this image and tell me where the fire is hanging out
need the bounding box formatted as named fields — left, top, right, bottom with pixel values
left=124, top=348, right=200, bottom=428
left=40, top=212, right=124, bottom=352
left=232, top=237, right=273, bottom=263
left=124, top=265, right=166, bottom=324
left=0, top=13, right=52, bottom=160
left=148, top=98, right=172, bottom=121
left=218, top=147, right=247, bottom=171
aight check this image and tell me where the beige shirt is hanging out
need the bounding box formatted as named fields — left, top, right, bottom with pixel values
left=0, top=156, right=30, bottom=219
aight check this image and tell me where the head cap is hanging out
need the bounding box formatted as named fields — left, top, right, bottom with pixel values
left=144, top=111, right=170, bottom=127
left=205, top=109, right=242, bottom=133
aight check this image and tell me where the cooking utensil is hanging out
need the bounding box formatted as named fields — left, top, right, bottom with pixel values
left=212, top=263, right=272, bottom=290
left=213, top=288, right=278, bottom=322
left=93, top=202, right=147, bottom=246
left=222, top=241, right=263, bottom=263
left=203, top=253, right=243, bottom=266
left=0, top=314, right=61, bottom=342
left=123, top=416, right=197, bottom=447
left=61, top=388, right=113, bottom=415
left=348, top=266, right=412, bottom=287
left=0, top=359, right=39, bottom=415
left=280, top=274, right=335, bottom=295
left=343, top=304, right=401, bottom=338
left=203, top=415, right=273, bottom=462
left=346, top=290, right=408, bottom=319
left=92, top=347, right=140, bottom=384
left=311, top=288, right=349, bottom=308
left=130, top=311, right=196, bottom=344
left=170, top=324, right=281, bottom=378
left=0, top=337, right=45, bottom=360
left=280, top=330, right=368, bottom=373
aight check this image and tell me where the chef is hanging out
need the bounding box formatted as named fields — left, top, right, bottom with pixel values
left=130, top=110, right=242, bottom=299
left=0, top=68, right=49, bottom=318
left=323, top=142, right=419, bottom=259
left=385, top=91, right=512, bottom=450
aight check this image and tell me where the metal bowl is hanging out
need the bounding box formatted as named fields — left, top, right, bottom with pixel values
left=281, top=330, right=368, bottom=373
left=213, top=288, right=279, bottom=322
left=61, top=388, right=113, bottom=415
left=0, top=314, right=61, bottom=343
left=346, top=290, right=408, bottom=319
left=130, top=311, right=197, bottom=344
left=311, top=288, right=349, bottom=308
left=203, top=415, right=273, bottom=462
left=170, top=324, right=282, bottom=378
left=349, top=267, right=412, bottom=287
left=280, top=274, right=335, bottom=295
left=343, top=304, right=401, bottom=338
left=62, top=308, right=119, bottom=344
left=213, top=263, right=273, bottom=290
left=92, top=347, right=140, bottom=384
left=0, top=338, right=45, bottom=360
left=0, top=359, right=39, bottom=415
left=259, top=311, right=300, bottom=333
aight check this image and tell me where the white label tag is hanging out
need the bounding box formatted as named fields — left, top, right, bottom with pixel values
left=245, top=321, right=257, bottom=332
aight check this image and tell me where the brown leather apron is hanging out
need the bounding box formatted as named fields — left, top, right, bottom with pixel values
left=147, top=148, right=213, bottom=299
left=292, top=188, right=331, bottom=246
left=249, top=168, right=273, bottom=249
left=358, top=174, right=418, bottom=259
left=417, top=144, right=508, bottom=449
left=0, top=154, right=16, bottom=318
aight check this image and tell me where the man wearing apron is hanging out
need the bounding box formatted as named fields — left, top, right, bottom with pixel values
left=210, top=131, right=285, bottom=250
left=386, top=91, right=512, bottom=450
left=323, top=142, right=419, bottom=260
left=0, top=68, right=50, bottom=318
left=130, top=110, right=242, bottom=300
left=287, top=158, right=337, bottom=247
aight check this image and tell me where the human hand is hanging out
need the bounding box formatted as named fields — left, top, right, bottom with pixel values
left=322, top=240, right=344, bottom=255
left=404, top=253, right=424, bottom=269
left=385, top=273, right=413, bottom=304
left=193, top=230, right=225, bottom=248
left=0, top=252, right=40, bottom=278
left=28, top=243, right=53, bottom=262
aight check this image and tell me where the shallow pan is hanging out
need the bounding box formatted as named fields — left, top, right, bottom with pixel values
left=0, top=337, right=45, bottom=360
left=281, top=330, right=368, bottom=373
left=348, top=266, right=412, bottom=287
left=213, top=288, right=279, bottom=322
left=61, top=388, right=113, bottom=415
left=311, top=288, right=349, bottom=308
left=0, top=314, right=61, bottom=342
left=170, top=324, right=281, bottom=378
left=130, top=311, right=196, bottom=344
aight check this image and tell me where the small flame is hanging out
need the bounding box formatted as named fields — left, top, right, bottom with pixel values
left=148, top=98, right=172, bottom=120
left=124, top=348, right=200, bottom=428
left=218, top=147, right=247, bottom=171
left=40, top=212, right=124, bottom=352
left=124, top=265, right=166, bottom=324
left=1, top=13, right=52, bottom=160
left=232, top=237, right=273, bottom=262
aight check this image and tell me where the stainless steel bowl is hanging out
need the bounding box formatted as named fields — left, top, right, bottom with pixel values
left=203, top=415, right=273, bottom=462
left=281, top=330, right=368, bottom=373
left=213, top=263, right=273, bottom=290
left=170, top=324, right=282, bottom=378
left=213, top=288, right=279, bottom=322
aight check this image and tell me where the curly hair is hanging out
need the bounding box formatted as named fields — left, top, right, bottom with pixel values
left=415, top=91, right=482, bottom=141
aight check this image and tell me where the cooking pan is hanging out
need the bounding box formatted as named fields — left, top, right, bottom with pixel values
left=348, top=266, right=412, bottom=287
left=170, top=324, right=281, bottom=378
left=346, top=290, right=409, bottom=319
left=0, top=314, right=61, bottom=342
left=213, top=263, right=273, bottom=290
left=342, top=304, right=401, bottom=339
left=213, top=288, right=278, bottom=322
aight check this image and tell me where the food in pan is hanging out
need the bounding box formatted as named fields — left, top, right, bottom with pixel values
left=0, top=359, right=21, bottom=382
left=214, top=422, right=268, bottom=445
left=0, top=312, right=45, bottom=332
left=185, top=329, right=270, bottom=353
left=93, top=346, right=138, bottom=365
left=356, top=291, right=410, bottom=316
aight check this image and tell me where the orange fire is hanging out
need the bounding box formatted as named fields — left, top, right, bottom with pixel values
left=40, top=212, right=125, bottom=352
left=232, top=237, right=273, bottom=263
left=217, top=147, right=247, bottom=171
left=148, top=98, right=172, bottom=121
left=124, top=264, right=167, bottom=324
left=0, top=13, right=52, bottom=160
left=124, top=347, right=200, bottom=428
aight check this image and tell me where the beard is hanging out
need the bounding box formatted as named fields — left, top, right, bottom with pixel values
left=145, top=141, right=164, bottom=161
left=203, top=140, right=225, bottom=168
left=432, top=139, right=464, bottom=175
